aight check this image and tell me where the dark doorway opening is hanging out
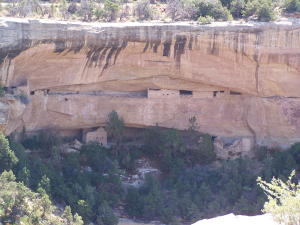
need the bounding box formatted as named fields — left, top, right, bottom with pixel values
left=230, top=91, right=242, bottom=95
left=180, top=90, right=193, bottom=96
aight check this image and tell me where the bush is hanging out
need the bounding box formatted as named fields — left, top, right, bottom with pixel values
left=243, top=0, right=276, bottom=21
left=67, top=2, right=77, bottom=14
left=284, top=0, right=300, bottom=13
left=257, top=170, right=300, bottom=225
left=93, top=7, right=105, bottom=20
left=166, top=0, right=190, bottom=21
left=58, top=0, right=69, bottom=19
left=198, top=15, right=214, bottom=24
left=10, top=0, right=44, bottom=17
left=192, top=0, right=233, bottom=21
left=230, top=0, right=246, bottom=18
left=104, top=0, right=120, bottom=21
left=135, top=0, right=153, bottom=20
left=80, top=0, right=95, bottom=21
left=243, top=0, right=260, bottom=17
left=257, top=1, right=276, bottom=21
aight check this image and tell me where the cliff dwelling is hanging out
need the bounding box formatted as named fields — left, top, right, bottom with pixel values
left=0, top=18, right=300, bottom=149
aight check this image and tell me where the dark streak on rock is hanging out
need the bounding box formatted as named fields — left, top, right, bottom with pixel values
left=143, top=41, right=150, bottom=53
left=54, top=40, right=66, bottom=53
left=102, top=46, right=118, bottom=71
left=153, top=40, right=161, bottom=53
left=163, top=41, right=171, bottom=57
left=163, top=31, right=173, bottom=57
left=253, top=31, right=262, bottom=94
left=188, top=35, right=193, bottom=50
left=98, top=47, right=110, bottom=67
left=211, top=32, right=219, bottom=56
left=174, top=35, right=187, bottom=69
left=0, top=39, right=32, bottom=65
left=113, top=41, right=128, bottom=64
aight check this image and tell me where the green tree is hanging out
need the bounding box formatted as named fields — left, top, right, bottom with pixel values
left=284, top=0, right=300, bottom=13
left=192, top=0, right=233, bottom=21
left=17, top=166, right=31, bottom=187
left=96, top=201, right=119, bottom=225
left=38, top=175, right=51, bottom=196
left=243, top=0, right=276, bottom=21
left=135, top=0, right=153, bottom=20
left=0, top=132, right=18, bottom=173
left=63, top=206, right=84, bottom=225
left=106, top=110, right=124, bottom=144
left=257, top=170, right=300, bottom=225
left=63, top=206, right=74, bottom=224
left=230, top=0, right=246, bottom=18
left=0, top=170, right=83, bottom=225
left=104, top=0, right=120, bottom=21
left=76, top=200, right=93, bottom=223
left=257, top=1, right=276, bottom=21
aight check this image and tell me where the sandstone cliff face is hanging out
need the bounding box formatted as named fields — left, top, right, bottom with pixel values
left=1, top=17, right=300, bottom=148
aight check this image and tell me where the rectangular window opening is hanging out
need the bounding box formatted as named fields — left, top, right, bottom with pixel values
left=230, top=91, right=242, bottom=95
left=180, top=90, right=193, bottom=96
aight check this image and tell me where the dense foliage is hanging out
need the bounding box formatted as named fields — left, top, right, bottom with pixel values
left=1, top=117, right=300, bottom=224
left=0, top=132, right=18, bottom=173
left=0, top=170, right=83, bottom=225
left=124, top=144, right=300, bottom=223
left=1, top=0, right=298, bottom=22
left=284, top=0, right=300, bottom=13
left=11, top=133, right=122, bottom=224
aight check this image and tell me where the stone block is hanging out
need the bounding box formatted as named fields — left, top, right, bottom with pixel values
left=84, top=127, right=107, bottom=146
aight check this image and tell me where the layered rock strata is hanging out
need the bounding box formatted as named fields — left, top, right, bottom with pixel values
left=1, top=17, right=300, bottom=148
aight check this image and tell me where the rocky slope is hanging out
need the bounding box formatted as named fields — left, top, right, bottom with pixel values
left=1, top=17, right=300, bottom=149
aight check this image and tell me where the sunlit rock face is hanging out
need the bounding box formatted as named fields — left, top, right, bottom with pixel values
left=1, top=17, right=300, bottom=148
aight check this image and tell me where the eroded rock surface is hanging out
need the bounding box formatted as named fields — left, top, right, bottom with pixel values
left=1, top=17, right=300, bottom=148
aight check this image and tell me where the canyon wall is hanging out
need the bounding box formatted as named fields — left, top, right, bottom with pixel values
left=1, top=17, right=300, bottom=148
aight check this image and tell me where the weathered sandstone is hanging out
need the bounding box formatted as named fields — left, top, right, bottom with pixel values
left=1, top=17, right=300, bottom=148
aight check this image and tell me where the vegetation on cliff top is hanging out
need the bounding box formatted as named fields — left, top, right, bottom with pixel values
left=0, top=0, right=299, bottom=23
